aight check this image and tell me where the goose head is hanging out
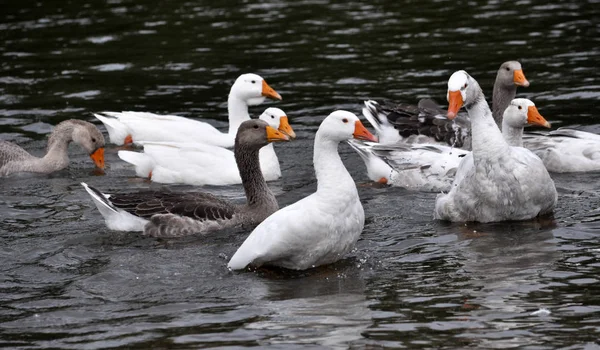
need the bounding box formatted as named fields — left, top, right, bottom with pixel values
left=319, top=110, right=378, bottom=142
left=70, top=120, right=106, bottom=169
left=503, top=98, right=550, bottom=129
left=446, top=70, right=482, bottom=120
left=497, top=61, right=530, bottom=88
left=258, top=107, right=296, bottom=139
left=230, top=73, right=282, bottom=106
left=235, top=119, right=290, bottom=150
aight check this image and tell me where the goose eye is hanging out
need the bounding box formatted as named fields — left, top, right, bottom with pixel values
left=271, top=115, right=274, bottom=119
left=463, top=83, right=468, bottom=89
left=91, top=138, right=96, bottom=143
left=253, top=125, right=259, bottom=129
left=518, top=106, right=522, bottom=110
left=251, top=80, right=256, bottom=84
left=342, top=118, right=348, bottom=123
left=505, top=67, right=510, bottom=71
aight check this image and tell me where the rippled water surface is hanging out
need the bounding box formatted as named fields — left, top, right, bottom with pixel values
left=1, top=0, right=600, bottom=348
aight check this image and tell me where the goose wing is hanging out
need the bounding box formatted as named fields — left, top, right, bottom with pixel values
left=108, top=190, right=236, bottom=221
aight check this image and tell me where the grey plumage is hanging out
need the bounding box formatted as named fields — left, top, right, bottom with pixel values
left=0, top=119, right=105, bottom=176
left=84, top=119, right=289, bottom=237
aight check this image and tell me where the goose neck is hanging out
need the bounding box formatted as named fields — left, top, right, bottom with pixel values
left=492, top=81, right=517, bottom=129
left=467, top=88, right=509, bottom=160
left=501, top=120, right=524, bottom=147
left=227, top=95, right=251, bottom=135
left=313, top=134, right=354, bottom=193
left=235, top=144, right=275, bottom=209
left=43, top=123, right=73, bottom=169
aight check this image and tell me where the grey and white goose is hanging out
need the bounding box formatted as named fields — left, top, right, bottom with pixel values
left=81, top=119, right=289, bottom=237
left=363, top=61, right=530, bottom=149
left=0, top=119, right=105, bottom=176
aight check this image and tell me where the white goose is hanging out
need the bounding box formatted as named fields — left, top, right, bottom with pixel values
left=228, top=110, right=377, bottom=271
left=117, top=108, right=296, bottom=186
left=434, top=71, right=557, bottom=223
left=523, top=129, right=600, bottom=173
left=94, top=73, right=281, bottom=147
left=351, top=98, right=552, bottom=192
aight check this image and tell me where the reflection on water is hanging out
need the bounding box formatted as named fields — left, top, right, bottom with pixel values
left=1, top=0, right=600, bottom=348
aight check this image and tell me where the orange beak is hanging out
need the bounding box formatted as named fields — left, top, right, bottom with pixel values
left=513, top=69, right=530, bottom=87
left=90, top=147, right=105, bottom=169
left=353, top=120, right=378, bottom=142
left=278, top=116, right=296, bottom=139
left=527, top=105, right=551, bottom=128
left=262, top=80, right=282, bottom=100
left=123, top=134, right=133, bottom=145
left=266, top=125, right=290, bottom=142
left=447, top=90, right=463, bottom=120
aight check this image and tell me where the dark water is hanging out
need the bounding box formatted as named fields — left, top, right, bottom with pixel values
left=1, top=0, right=600, bottom=348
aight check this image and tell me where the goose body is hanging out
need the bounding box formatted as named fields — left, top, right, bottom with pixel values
left=82, top=120, right=289, bottom=237
left=0, top=120, right=105, bottom=176
left=228, top=111, right=377, bottom=271
left=348, top=140, right=465, bottom=192
left=353, top=95, right=551, bottom=191
left=365, top=61, right=529, bottom=150
left=434, top=71, right=556, bottom=223
left=95, top=73, right=281, bottom=147
left=523, top=129, right=600, bottom=173
left=117, top=108, right=295, bottom=186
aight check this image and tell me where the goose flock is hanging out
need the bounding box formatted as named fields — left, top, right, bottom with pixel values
left=2, top=63, right=599, bottom=271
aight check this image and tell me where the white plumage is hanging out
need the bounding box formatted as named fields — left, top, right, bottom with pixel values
left=117, top=108, right=294, bottom=186
left=523, top=129, right=600, bottom=173
left=94, top=73, right=282, bottom=147
left=434, top=71, right=557, bottom=223
left=228, top=110, right=377, bottom=271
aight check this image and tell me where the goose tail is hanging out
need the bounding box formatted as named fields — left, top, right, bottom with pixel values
left=94, top=113, right=133, bottom=146
left=81, top=182, right=118, bottom=217
left=118, top=150, right=155, bottom=179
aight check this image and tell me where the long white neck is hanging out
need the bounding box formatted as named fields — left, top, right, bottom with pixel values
left=467, top=86, right=509, bottom=161
left=313, top=133, right=356, bottom=195
left=227, top=94, right=250, bottom=135
left=501, top=119, right=524, bottom=147
left=258, top=143, right=279, bottom=174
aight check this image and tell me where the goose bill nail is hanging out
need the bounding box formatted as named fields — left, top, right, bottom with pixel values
left=353, top=121, right=377, bottom=142
left=278, top=116, right=296, bottom=139
left=262, top=80, right=282, bottom=100
left=266, top=125, right=289, bottom=141
left=527, top=106, right=551, bottom=128
left=447, top=90, right=463, bottom=120
left=513, top=69, right=530, bottom=87
left=90, top=147, right=105, bottom=169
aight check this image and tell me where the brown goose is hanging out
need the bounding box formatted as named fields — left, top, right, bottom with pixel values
left=0, top=119, right=105, bottom=176
left=362, top=61, right=529, bottom=149
left=81, top=119, right=290, bottom=237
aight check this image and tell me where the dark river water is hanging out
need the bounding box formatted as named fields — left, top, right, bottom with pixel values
left=1, top=0, right=600, bottom=348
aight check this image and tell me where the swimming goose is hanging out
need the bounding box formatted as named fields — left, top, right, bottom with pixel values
left=434, top=71, right=556, bottom=222
left=522, top=129, right=600, bottom=173
left=81, top=119, right=289, bottom=237
left=351, top=98, right=550, bottom=191
left=228, top=110, right=377, bottom=271
left=364, top=61, right=529, bottom=149
left=94, top=73, right=282, bottom=147
left=117, top=108, right=296, bottom=186
left=0, top=119, right=105, bottom=176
